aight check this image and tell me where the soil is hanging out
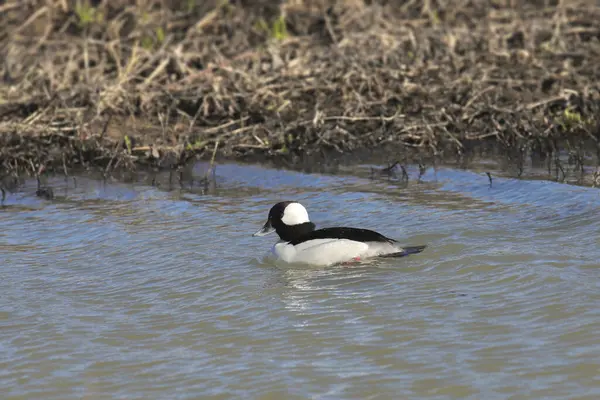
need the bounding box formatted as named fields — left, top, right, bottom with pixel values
left=1, top=0, right=600, bottom=185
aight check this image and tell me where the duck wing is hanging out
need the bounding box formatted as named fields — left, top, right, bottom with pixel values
left=289, top=227, right=396, bottom=246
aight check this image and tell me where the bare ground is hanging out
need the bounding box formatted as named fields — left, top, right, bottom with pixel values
left=1, top=0, right=600, bottom=185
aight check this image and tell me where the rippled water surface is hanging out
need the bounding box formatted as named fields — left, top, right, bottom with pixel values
left=1, top=161, right=599, bottom=400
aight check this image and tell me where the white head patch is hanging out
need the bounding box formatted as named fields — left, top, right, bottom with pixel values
left=281, top=202, right=310, bottom=225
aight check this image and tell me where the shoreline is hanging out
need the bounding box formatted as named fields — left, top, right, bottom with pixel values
left=2, top=139, right=599, bottom=199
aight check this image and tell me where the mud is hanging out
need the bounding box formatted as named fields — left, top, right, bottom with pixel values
left=1, top=1, right=599, bottom=184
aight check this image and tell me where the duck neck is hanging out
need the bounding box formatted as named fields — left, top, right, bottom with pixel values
left=276, top=222, right=315, bottom=242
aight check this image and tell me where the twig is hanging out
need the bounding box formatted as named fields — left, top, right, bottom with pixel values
left=142, top=57, right=171, bottom=87
left=381, top=161, right=399, bottom=175
left=462, top=86, right=495, bottom=115
left=323, top=112, right=403, bottom=122
left=27, top=159, right=36, bottom=176
left=210, top=140, right=219, bottom=167
left=62, top=153, right=68, bottom=178
left=232, top=144, right=269, bottom=149
left=14, top=5, right=47, bottom=34
left=203, top=117, right=249, bottom=134
left=84, top=36, right=90, bottom=83
left=193, top=7, right=220, bottom=32
left=324, top=12, right=339, bottom=47
left=401, top=122, right=449, bottom=132
left=0, top=1, right=21, bottom=13
left=104, top=139, right=123, bottom=177
left=99, top=114, right=112, bottom=141
left=523, top=95, right=567, bottom=111
left=400, top=165, right=409, bottom=182
left=298, top=111, right=404, bottom=127
left=555, top=158, right=566, bottom=182
left=418, top=163, right=427, bottom=182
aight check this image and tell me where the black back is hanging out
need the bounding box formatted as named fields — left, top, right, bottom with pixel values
left=289, top=227, right=396, bottom=246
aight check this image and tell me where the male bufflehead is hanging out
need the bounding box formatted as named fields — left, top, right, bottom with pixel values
left=253, top=201, right=426, bottom=266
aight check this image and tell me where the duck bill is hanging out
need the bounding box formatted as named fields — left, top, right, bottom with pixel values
left=253, top=220, right=275, bottom=237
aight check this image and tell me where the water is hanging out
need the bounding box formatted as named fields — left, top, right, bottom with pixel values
left=1, top=161, right=599, bottom=400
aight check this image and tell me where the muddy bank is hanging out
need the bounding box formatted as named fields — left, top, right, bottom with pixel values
left=1, top=1, right=600, bottom=182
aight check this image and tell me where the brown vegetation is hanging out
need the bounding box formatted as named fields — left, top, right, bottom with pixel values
left=1, top=0, right=600, bottom=179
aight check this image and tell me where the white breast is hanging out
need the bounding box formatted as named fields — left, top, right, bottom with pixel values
left=272, top=238, right=401, bottom=266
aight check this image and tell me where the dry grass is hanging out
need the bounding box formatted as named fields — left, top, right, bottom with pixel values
left=1, top=0, right=600, bottom=177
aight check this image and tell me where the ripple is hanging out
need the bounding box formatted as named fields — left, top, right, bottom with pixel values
left=0, top=162, right=598, bottom=399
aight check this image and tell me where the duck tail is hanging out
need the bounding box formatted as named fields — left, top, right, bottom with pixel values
left=380, top=245, right=427, bottom=258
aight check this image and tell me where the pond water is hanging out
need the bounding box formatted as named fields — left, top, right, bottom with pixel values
left=1, top=160, right=599, bottom=399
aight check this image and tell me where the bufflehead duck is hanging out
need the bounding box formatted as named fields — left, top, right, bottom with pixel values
left=253, top=201, right=426, bottom=266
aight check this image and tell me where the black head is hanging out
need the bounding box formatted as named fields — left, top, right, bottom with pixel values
left=252, top=201, right=316, bottom=242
